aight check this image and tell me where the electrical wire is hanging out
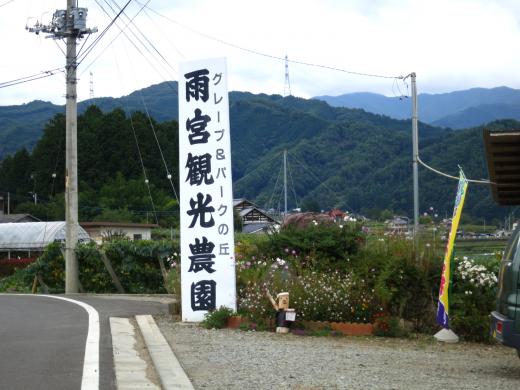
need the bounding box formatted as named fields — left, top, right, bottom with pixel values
left=79, top=0, right=153, bottom=75
left=136, top=1, right=404, bottom=81
left=76, top=0, right=133, bottom=66
left=416, top=155, right=494, bottom=184
left=105, top=0, right=177, bottom=75
left=141, top=6, right=185, bottom=59
left=0, top=0, right=15, bottom=8
left=0, top=68, right=64, bottom=89
left=82, top=0, right=175, bottom=86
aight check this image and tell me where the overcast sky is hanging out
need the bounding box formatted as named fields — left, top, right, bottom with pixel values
left=1, top=0, right=520, bottom=106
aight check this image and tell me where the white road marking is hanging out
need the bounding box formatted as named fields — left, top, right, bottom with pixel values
left=36, top=295, right=100, bottom=390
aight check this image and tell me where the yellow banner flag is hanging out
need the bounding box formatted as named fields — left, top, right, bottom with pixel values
left=436, top=169, right=468, bottom=328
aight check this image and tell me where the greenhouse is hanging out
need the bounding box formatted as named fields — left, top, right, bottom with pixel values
left=0, top=222, right=91, bottom=254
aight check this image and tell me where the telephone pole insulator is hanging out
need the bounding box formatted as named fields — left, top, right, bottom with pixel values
left=27, top=2, right=97, bottom=294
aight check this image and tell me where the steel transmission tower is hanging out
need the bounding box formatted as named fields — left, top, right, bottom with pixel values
left=27, top=2, right=97, bottom=293
left=284, top=55, right=292, bottom=97
left=89, top=71, right=94, bottom=99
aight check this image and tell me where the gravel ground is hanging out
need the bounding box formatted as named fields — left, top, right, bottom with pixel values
left=155, top=315, right=520, bottom=390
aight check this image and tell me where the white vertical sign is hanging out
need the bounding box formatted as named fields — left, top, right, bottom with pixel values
left=179, top=58, right=236, bottom=322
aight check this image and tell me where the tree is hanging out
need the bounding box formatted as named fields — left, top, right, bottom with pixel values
left=301, top=198, right=321, bottom=212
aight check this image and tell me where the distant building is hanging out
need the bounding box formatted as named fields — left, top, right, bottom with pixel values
left=0, top=213, right=41, bottom=223
left=233, top=198, right=280, bottom=234
left=386, top=216, right=410, bottom=235
left=328, top=209, right=345, bottom=223
left=79, top=222, right=159, bottom=244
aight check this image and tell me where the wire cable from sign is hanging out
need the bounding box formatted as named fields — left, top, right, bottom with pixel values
left=111, top=43, right=159, bottom=225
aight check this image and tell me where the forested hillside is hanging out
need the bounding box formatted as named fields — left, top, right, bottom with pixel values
left=0, top=90, right=517, bottom=225
left=0, top=82, right=178, bottom=160
left=0, top=106, right=179, bottom=224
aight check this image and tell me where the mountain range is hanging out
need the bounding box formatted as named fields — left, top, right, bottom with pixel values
left=0, top=82, right=518, bottom=222
left=314, top=86, right=520, bottom=129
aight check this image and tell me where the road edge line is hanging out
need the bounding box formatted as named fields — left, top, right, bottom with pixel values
left=36, top=295, right=100, bottom=390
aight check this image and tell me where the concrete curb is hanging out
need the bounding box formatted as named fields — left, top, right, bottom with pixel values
left=136, top=315, right=194, bottom=390
left=110, top=317, right=160, bottom=389
left=71, top=294, right=179, bottom=314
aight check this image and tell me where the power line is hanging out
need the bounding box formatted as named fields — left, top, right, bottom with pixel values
left=135, top=1, right=404, bottom=80
left=104, top=0, right=177, bottom=75
left=417, top=155, right=493, bottom=184
left=141, top=6, right=185, bottom=59
left=0, top=0, right=16, bottom=8
left=76, top=0, right=133, bottom=66
left=79, top=0, right=150, bottom=75
left=82, top=0, right=175, bottom=85
left=0, top=68, right=64, bottom=89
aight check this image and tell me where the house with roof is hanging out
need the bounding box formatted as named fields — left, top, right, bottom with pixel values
left=79, top=221, right=159, bottom=244
left=386, top=216, right=410, bottom=236
left=233, top=198, right=280, bottom=234
left=0, top=213, right=41, bottom=223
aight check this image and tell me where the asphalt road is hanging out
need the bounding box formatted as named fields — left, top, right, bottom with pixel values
left=0, top=294, right=171, bottom=390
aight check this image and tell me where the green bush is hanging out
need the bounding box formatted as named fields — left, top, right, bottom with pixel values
left=0, top=240, right=178, bottom=294
left=450, top=256, right=499, bottom=342
left=258, top=223, right=363, bottom=272
left=201, top=306, right=235, bottom=329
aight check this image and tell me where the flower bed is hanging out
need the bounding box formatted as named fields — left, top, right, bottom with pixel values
left=0, top=257, right=37, bottom=277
